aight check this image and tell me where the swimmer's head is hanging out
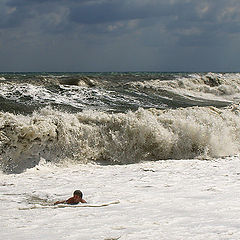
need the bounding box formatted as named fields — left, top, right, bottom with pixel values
left=73, top=190, right=83, bottom=198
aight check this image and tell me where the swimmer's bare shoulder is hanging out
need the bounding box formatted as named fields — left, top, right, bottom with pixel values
left=54, top=190, right=87, bottom=205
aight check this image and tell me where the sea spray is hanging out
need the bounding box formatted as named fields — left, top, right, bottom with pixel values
left=129, top=72, right=240, bottom=97
left=1, top=105, right=240, bottom=173
left=128, top=72, right=240, bottom=107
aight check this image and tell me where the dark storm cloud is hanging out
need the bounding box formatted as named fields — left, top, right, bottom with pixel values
left=1, top=0, right=240, bottom=71
left=0, top=0, right=30, bottom=28
left=69, top=1, right=173, bottom=24
left=2, top=0, right=240, bottom=35
left=1, top=0, right=167, bottom=29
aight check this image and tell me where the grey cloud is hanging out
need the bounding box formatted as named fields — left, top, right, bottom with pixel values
left=2, top=0, right=239, bottom=34
left=0, top=1, right=31, bottom=28
left=1, top=0, right=240, bottom=71
left=69, top=1, right=171, bottom=24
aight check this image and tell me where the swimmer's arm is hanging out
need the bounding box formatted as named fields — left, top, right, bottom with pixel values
left=80, top=199, right=87, bottom=203
left=54, top=200, right=66, bottom=205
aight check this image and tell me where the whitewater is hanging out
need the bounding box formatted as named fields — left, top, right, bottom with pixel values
left=1, top=72, right=240, bottom=239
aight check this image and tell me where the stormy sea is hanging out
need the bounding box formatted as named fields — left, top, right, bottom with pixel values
left=1, top=72, right=240, bottom=240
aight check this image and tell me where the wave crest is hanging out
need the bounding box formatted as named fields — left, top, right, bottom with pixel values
left=1, top=105, right=240, bottom=173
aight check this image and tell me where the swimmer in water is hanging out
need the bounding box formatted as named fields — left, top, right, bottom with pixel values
left=54, top=190, right=87, bottom=205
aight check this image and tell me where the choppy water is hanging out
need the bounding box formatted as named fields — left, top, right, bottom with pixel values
left=1, top=72, right=240, bottom=173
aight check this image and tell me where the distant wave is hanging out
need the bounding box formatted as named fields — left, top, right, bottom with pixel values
left=1, top=72, right=240, bottom=115
left=127, top=72, right=240, bottom=107
left=1, top=105, right=240, bottom=173
left=0, top=82, right=166, bottom=114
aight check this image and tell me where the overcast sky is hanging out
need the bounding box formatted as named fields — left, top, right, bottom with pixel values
left=0, top=0, right=240, bottom=72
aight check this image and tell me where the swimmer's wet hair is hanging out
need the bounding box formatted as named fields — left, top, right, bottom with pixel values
left=73, top=190, right=83, bottom=198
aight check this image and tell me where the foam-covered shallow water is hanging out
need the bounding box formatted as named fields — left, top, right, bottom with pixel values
left=1, top=157, right=240, bottom=239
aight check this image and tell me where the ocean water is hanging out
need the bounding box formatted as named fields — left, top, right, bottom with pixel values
left=1, top=72, right=240, bottom=239
left=1, top=72, right=240, bottom=173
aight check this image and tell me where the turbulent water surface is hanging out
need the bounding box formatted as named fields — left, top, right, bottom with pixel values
left=1, top=72, right=240, bottom=173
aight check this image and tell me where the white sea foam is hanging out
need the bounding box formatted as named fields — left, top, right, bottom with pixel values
left=129, top=72, right=240, bottom=104
left=0, top=83, right=160, bottom=112
left=0, top=83, right=95, bottom=108
left=1, top=157, right=240, bottom=239
left=1, top=105, right=240, bottom=173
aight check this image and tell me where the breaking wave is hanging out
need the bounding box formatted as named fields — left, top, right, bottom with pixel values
left=127, top=72, right=240, bottom=107
left=1, top=105, right=240, bottom=173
